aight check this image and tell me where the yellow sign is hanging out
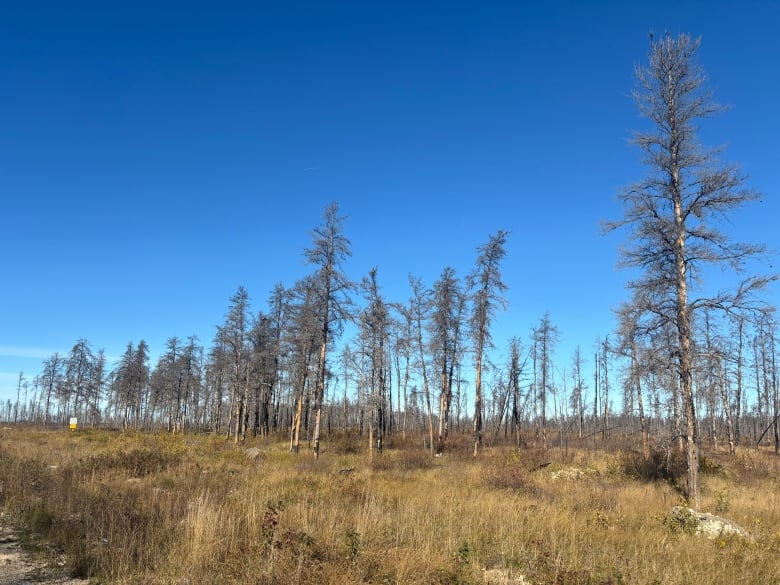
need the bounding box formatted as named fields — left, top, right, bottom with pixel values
left=69, top=417, right=78, bottom=430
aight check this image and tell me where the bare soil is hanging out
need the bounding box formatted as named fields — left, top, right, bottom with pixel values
left=0, top=524, right=88, bottom=585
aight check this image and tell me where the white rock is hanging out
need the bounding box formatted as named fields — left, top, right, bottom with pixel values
left=670, top=507, right=752, bottom=540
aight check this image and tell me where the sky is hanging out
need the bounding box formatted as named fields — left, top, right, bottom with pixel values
left=1, top=1, right=778, bottom=404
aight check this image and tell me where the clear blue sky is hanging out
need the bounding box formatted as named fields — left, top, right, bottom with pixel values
left=1, top=1, right=778, bottom=403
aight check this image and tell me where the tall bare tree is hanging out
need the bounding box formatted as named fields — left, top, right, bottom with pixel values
left=288, top=276, right=321, bottom=453
left=392, top=301, right=415, bottom=441
left=569, top=346, right=586, bottom=440
left=469, top=230, right=508, bottom=457
left=204, top=341, right=228, bottom=433
left=265, top=284, right=291, bottom=435
left=40, top=352, right=65, bottom=426
left=359, top=267, right=389, bottom=456
left=430, top=266, right=465, bottom=453
left=65, top=339, right=95, bottom=420
left=89, top=349, right=106, bottom=428
left=248, top=312, right=278, bottom=438
left=112, top=340, right=149, bottom=431
left=606, top=33, right=774, bottom=507
left=506, top=338, right=527, bottom=447
left=408, top=275, right=435, bottom=456
left=305, top=202, right=352, bottom=459
left=731, top=313, right=747, bottom=444
left=218, top=286, right=251, bottom=443
left=616, top=302, right=651, bottom=457
left=533, top=312, right=559, bottom=449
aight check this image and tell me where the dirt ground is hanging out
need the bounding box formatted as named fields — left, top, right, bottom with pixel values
left=0, top=524, right=88, bottom=585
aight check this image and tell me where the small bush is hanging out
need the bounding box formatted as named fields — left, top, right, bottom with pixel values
left=663, top=507, right=700, bottom=536
left=79, top=447, right=180, bottom=477
left=397, top=448, right=434, bottom=471
left=482, top=463, right=529, bottom=492
left=699, top=452, right=724, bottom=476
left=619, top=447, right=686, bottom=484
left=343, top=529, right=361, bottom=562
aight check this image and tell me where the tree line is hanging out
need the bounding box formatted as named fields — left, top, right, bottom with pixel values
left=3, top=284, right=777, bottom=465
left=2, top=34, right=776, bottom=509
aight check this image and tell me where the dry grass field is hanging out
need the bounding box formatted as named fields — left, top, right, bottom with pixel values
left=1, top=427, right=779, bottom=584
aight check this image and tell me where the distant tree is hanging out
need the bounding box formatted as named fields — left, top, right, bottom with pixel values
left=697, top=309, right=737, bottom=455
left=149, top=336, right=202, bottom=432
left=264, top=283, right=291, bottom=435
left=150, top=337, right=180, bottom=428
left=408, top=275, right=435, bottom=456
left=532, top=312, right=559, bottom=448
left=616, top=302, right=650, bottom=457
left=699, top=308, right=722, bottom=450
left=358, top=267, right=389, bottom=456
left=338, top=343, right=357, bottom=430
left=248, top=312, right=277, bottom=438
left=731, top=313, right=747, bottom=444
left=606, top=33, right=775, bottom=507
left=180, top=336, right=203, bottom=432
left=430, top=266, right=465, bottom=453
left=506, top=338, right=527, bottom=447
left=89, top=349, right=106, bottom=427
left=391, top=301, right=414, bottom=441
left=599, top=337, right=611, bottom=441
left=469, top=230, right=508, bottom=457
left=218, top=286, right=251, bottom=443
left=569, top=346, right=586, bottom=440
left=13, top=372, right=25, bottom=424
left=65, top=339, right=95, bottom=420
left=112, top=341, right=149, bottom=431
left=113, top=342, right=136, bottom=428
left=304, top=202, right=353, bottom=459
left=204, top=342, right=229, bottom=433
left=753, top=312, right=779, bottom=452
left=288, top=276, right=322, bottom=453
left=40, top=352, right=65, bottom=426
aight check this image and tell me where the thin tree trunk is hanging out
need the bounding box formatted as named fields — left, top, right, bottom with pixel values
left=718, top=356, right=736, bottom=455
left=473, top=344, right=484, bottom=457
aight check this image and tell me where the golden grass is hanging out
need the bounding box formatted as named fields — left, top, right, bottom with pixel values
left=1, top=427, right=780, bottom=584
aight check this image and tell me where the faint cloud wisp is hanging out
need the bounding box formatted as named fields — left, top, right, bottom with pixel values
left=0, top=345, right=58, bottom=360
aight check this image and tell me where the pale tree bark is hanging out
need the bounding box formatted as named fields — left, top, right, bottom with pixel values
left=339, top=344, right=355, bottom=432
left=408, top=275, right=435, bottom=457
left=600, top=338, right=610, bottom=441
left=772, top=325, right=779, bottom=456
left=289, top=277, right=319, bottom=453
left=431, top=267, right=464, bottom=453
left=606, top=33, right=775, bottom=508
left=469, top=230, right=508, bottom=457
left=40, top=352, right=64, bottom=427
left=305, top=203, right=352, bottom=459
left=616, top=303, right=650, bottom=458
left=533, top=313, right=559, bottom=449
left=701, top=311, right=720, bottom=449
left=734, top=314, right=745, bottom=444
left=754, top=314, right=779, bottom=453
left=359, top=268, right=389, bottom=457
left=90, top=349, right=105, bottom=428
left=218, top=286, right=250, bottom=444
left=635, top=360, right=649, bottom=458
left=592, top=353, right=598, bottom=448
left=569, top=346, right=585, bottom=441
left=717, top=354, right=736, bottom=455
left=508, top=339, right=525, bottom=446
left=392, top=303, right=414, bottom=441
